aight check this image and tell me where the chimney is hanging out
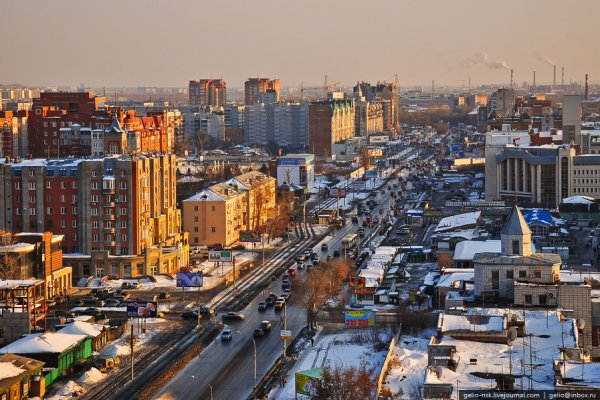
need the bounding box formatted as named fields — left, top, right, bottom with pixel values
left=553, top=65, right=556, bottom=87
left=585, top=74, right=589, bottom=101
left=533, top=70, right=536, bottom=93
left=561, top=67, right=564, bottom=86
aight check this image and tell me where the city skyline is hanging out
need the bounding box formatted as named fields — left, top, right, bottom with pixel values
left=1, top=0, right=599, bottom=88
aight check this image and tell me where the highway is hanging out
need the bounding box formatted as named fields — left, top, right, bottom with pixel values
left=153, top=176, right=399, bottom=400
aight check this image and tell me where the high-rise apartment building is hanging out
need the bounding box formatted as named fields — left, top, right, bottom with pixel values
left=189, top=79, right=227, bottom=107
left=352, top=81, right=399, bottom=132
left=308, top=100, right=355, bottom=159
left=244, top=78, right=280, bottom=106
left=243, top=102, right=309, bottom=150
left=0, top=153, right=189, bottom=280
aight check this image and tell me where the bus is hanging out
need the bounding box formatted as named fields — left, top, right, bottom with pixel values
left=342, top=234, right=358, bottom=251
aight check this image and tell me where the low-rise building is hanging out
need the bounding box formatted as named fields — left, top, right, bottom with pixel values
left=0, top=353, right=45, bottom=399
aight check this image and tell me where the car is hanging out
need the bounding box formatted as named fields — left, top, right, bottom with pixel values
left=181, top=310, right=199, bottom=320
left=261, top=320, right=272, bottom=331
left=326, top=255, right=333, bottom=262
left=82, top=294, right=98, bottom=302
left=351, top=216, right=359, bottom=224
left=312, top=256, right=320, bottom=265
left=54, top=295, right=67, bottom=305
left=281, top=291, right=291, bottom=300
left=333, top=250, right=341, bottom=257
left=302, top=250, right=312, bottom=257
left=321, top=243, right=329, bottom=251
left=282, top=276, right=290, bottom=284
left=258, top=301, right=267, bottom=311
left=199, top=306, right=213, bottom=317
left=254, top=328, right=266, bottom=338
left=274, top=300, right=285, bottom=310
left=158, top=292, right=171, bottom=300
left=105, top=299, right=121, bottom=307
left=222, top=312, right=245, bottom=321
left=265, top=297, right=275, bottom=307
left=221, top=329, right=233, bottom=341
left=296, top=262, right=305, bottom=270
left=396, top=227, right=410, bottom=235
left=287, top=267, right=297, bottom=277
left=296, top=254, right=307, bottom=262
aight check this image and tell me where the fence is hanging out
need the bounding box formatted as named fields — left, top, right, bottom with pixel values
left=91, top=322, right=127, bottom=351
left=376, top=325, right=401, bottom=399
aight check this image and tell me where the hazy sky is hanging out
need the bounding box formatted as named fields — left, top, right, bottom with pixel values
left=1, top=0, right=599, bottom=88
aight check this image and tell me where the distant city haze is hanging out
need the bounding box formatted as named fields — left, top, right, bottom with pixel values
left=2, top=0, right=598, bottom=88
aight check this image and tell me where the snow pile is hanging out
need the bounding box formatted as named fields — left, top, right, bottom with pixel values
left=383, top=333, right=432, bottom=398
left=46, top=380, right=84, bottom=400
left=77, top=367, right=105, bottom=384
left=439, top=313, right=506, bottom=333
left=434, top=211, right=481, bottom=233
left=58, top=321, right=104, bottom=338
left=101, top=342, right=131, bottom=357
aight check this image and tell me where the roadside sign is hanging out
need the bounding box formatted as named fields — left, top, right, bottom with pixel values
left=208, top=250, right=232, bottom=262
left=344, top=310, right=376, bottom=327
left=280, top=330, right=292, bottom=340
left=176, top=272, right=203, bottom=287
left=126, top=301, right=158, bottom=318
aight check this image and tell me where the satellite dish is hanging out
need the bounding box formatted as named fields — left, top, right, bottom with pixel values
left=577, top=319, right=586, bottom=330
left=508, top=327, right=518, bottom=342
left=548, top=292, right=555, bottom=298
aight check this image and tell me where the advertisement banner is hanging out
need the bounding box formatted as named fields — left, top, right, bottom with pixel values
left=348, top=275, right=366, bottom=291
left=344, top=310, right=376, bottom=328
left=239, top=230, right=261, bottom=243
left=295, top=371, right=322, bottom=400
left=352, top=180, right=366, bottom=191
left=176, top=272, right=203, bottom=287
left=208, top=250, right=233, bottom=262
left=280, top=330, right=292, bottom=340
left=337, top=188, right=346, bottom=198
left=127, top=301, right=158, bottom=318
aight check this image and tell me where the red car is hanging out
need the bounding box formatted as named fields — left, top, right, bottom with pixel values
left=288, top=267, right=297, bottom=277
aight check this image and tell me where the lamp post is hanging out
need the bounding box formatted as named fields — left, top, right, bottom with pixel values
left=237, top=331, right=257, bottom=387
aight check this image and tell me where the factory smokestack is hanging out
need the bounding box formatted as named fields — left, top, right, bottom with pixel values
left=510, top=69, right=514, bottom=90
left=533, top=70, right=536, bottom=93
left=562, top=67, right=564, bottom=86
left=553, top=65, right=556, bottom=86
left=585, top=74, right=589, bottom=101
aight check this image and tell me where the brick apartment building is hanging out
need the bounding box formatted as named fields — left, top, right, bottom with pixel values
left=189, top=79, right=227, bottom=107
left=26, top=92, right=172, bottom=158
left=308, top=99, right=355, bottom=159
left=0, top=153, right=189, bottom=280
left=244, top=78, right=280, bottom=106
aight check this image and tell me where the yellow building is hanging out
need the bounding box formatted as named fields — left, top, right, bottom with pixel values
left=183, top=183, right=248, bottom=247
left=225, top=171, right=276, bottom=231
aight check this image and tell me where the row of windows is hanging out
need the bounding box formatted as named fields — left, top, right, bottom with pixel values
left=90, top=221, right=127, bottom=228
left=91, top=234, right=127, bottom=242
left=574, top=187, right=600, bottom=194
left=193, top=226, right=216, bottom=233
left=47, top=207, right=78, bottom=215
left=574, top=178, right=600, bottom=184
left=574, top=169, right=600, bottom=175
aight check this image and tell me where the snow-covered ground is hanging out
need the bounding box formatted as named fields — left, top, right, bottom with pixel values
left=269, top=328, right=392, bottom=400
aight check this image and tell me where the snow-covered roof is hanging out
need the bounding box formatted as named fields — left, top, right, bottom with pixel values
left=562, top=195, right=595, bottom=205
left=453, top=240, right=501, bottom=261
left=183, top=189, right=224, bottom=202
left=434, top=211, right=481, bottom=233
left=58, top=321, right=104, bottom=338
left=523, top=209, right=562, bottom=227
left=0, top=362, right=25, bottom=381
left=439, top=313, right=506, bottom=333
left=436, top=272, right=474, bottom=289
left=559, top=361, right=600, bottom=388
left=0, top=332, right=88, bottom=354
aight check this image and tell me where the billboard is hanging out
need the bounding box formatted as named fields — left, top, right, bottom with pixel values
left=329, top=188, right=346, bottom=198
left=369, top=135, right=389, bottom=143
left=344, top=310, right=376, bottom=328
left=278, top=157, right=305, bottom=167
left=295, top=369, right=322, bottom=400
left=208, top=250, right=232, bottom=262
left=352, top=180, right=366, bottom=191
left=127, top=301, right=158, bottom=318
left=280, top=330, right=292, bottom=340
left=176, top=272, right=203, bottom=287
left=239, top=230, right=261, bottom=243
left=348, top=275, right=366, bottom=291
left=365, top=169, right=378, bottom=178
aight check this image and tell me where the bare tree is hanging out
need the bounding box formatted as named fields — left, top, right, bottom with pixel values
left=292, top=268, right=329, bottom=329
left=0, top=233, right=29, bottom=280
left=316, top=362, right=375, bottom=400
left=321, top=259, right=351, bottom=301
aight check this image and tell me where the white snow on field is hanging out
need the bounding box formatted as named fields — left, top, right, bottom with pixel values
left=101, top=326, right=157, bottom=358
left=46, top=380, right=84, bottom=400
left=269, top=329, right=391, bottom=400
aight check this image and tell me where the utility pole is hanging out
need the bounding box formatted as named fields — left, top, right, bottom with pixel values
left=130, top=323, right=134, bottom=381
left=232, top=256, right=236, bottom=297
left=283, top=302, right=288, bottom=359
left=197, top=286, right=202, bottom=327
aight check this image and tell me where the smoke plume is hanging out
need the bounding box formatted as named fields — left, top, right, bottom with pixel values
left=539, top=56, right=555, bottom=66
left=461, top=52, right=511, bottom=70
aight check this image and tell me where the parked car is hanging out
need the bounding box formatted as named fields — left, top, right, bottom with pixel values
left=98, top=288, right=115, bottom=299
left=313, top=256, right=320, bottom=265
left=265, top=297, right=275, bottom=307
left=274, top=300, right=285, bottom=310
left=351, top=216, right=359, bottom=224
left=181, top=310, right=199, bottom=320
left=258, top=301, right=267, bottom=311
left=222, top=312, right=245, bottom=321
left=221, top=329, right=233, bottom=341
left=158, top=292, right=171, bottom=300
left=287, top=267, right=297, bottom=277
left=321, top=243, right=329, bottom=251
left=333, top=250, right=341, bottom=257
left=105, top=299, right=121, bottom=307
left=82, top=294, right=98, bottom=302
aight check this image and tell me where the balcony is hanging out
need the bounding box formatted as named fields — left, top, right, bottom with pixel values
left=102, top=187, right=115, bottom=195
left=104, top=240, right=116, bottom=247
left=102, top=214, right=115, bottom=221
left=103, top=227, right=116, bottom=234
left=104, top=201, right=116, bottom=208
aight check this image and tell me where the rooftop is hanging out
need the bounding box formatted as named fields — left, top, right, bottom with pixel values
left=0, top=332, right=88, bottom=355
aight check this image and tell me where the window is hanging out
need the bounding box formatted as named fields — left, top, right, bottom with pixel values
left=533, top=269, right=541, bottom=279
left=194, top=206, right=199, bottom=211
left=29, top=170, right=35, bottom=177
left=194, top=227, right=198, bottom=232
left=15, top=182, right=20, bottom=190
left=72, top=220, right=77, bottom=227
left=28, top=182, right=36, bottom=190
left=539, top=294, right=547, bottom=305
left=120, top=208, right=127, bottom=215
left=120, top=221, right=127, bottom=228
left=121, top=234, right=127, bottom=241
left=91, top=195, right=99, bottom=203
left=491, top=270, right=499, bottom=290
left=91, top=181, right=98, bottom=189
left=512, top=240, right=520, bottom=255
left=72, top=194, right=77, bottom=203
left=61, top=220, right=66, bottom=228
left=47, top=207, right=53, bottom=215
left=92, top=234, right=99, bottom=242
left=92, top=221, right=99, bottom=228
left=60, top=194, right=66, bottom=202
left=46, top=195, right=52, bottom=202
left=506, top=270, right=514, bottom=279
left=72, top=181, right=77, bottom=189
left=29, top=195, right=36, bottom=203
left=46, top=181, right=52, bottom=189
left=92, top=171, right=97, bottom=177
left=120, top=181, right=127, bottom=189
left=211, top=227, right=216, bottom=233
left=120, top=195, right=127, bottom=202
left=524, top=295, right=532, bottom=304
left=211, top=206, right=216, bottom=212
left=60, top=207, right=66, bottom=215
left=91, top=208, right=99, bottom=216
left=194, top=237, right=199, bottom=243
left=194, top=216, right=198, bottom=222
left=519, top=270, right=527, bottom=278
left=60, top=181, right=66, bottom=189
left=29, top=208, right=36, bottom=215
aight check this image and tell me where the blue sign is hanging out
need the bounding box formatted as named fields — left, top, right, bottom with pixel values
left=176, top=272, right=203, bottom=287
left=365, top=169, right=378, bottom=178
left=127, top=301, right=158, bottom=318
left=278, top=158, right=304, bottom=167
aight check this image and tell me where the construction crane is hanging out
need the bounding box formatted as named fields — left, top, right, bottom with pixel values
left=323, top=75, right=340, bottom=96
